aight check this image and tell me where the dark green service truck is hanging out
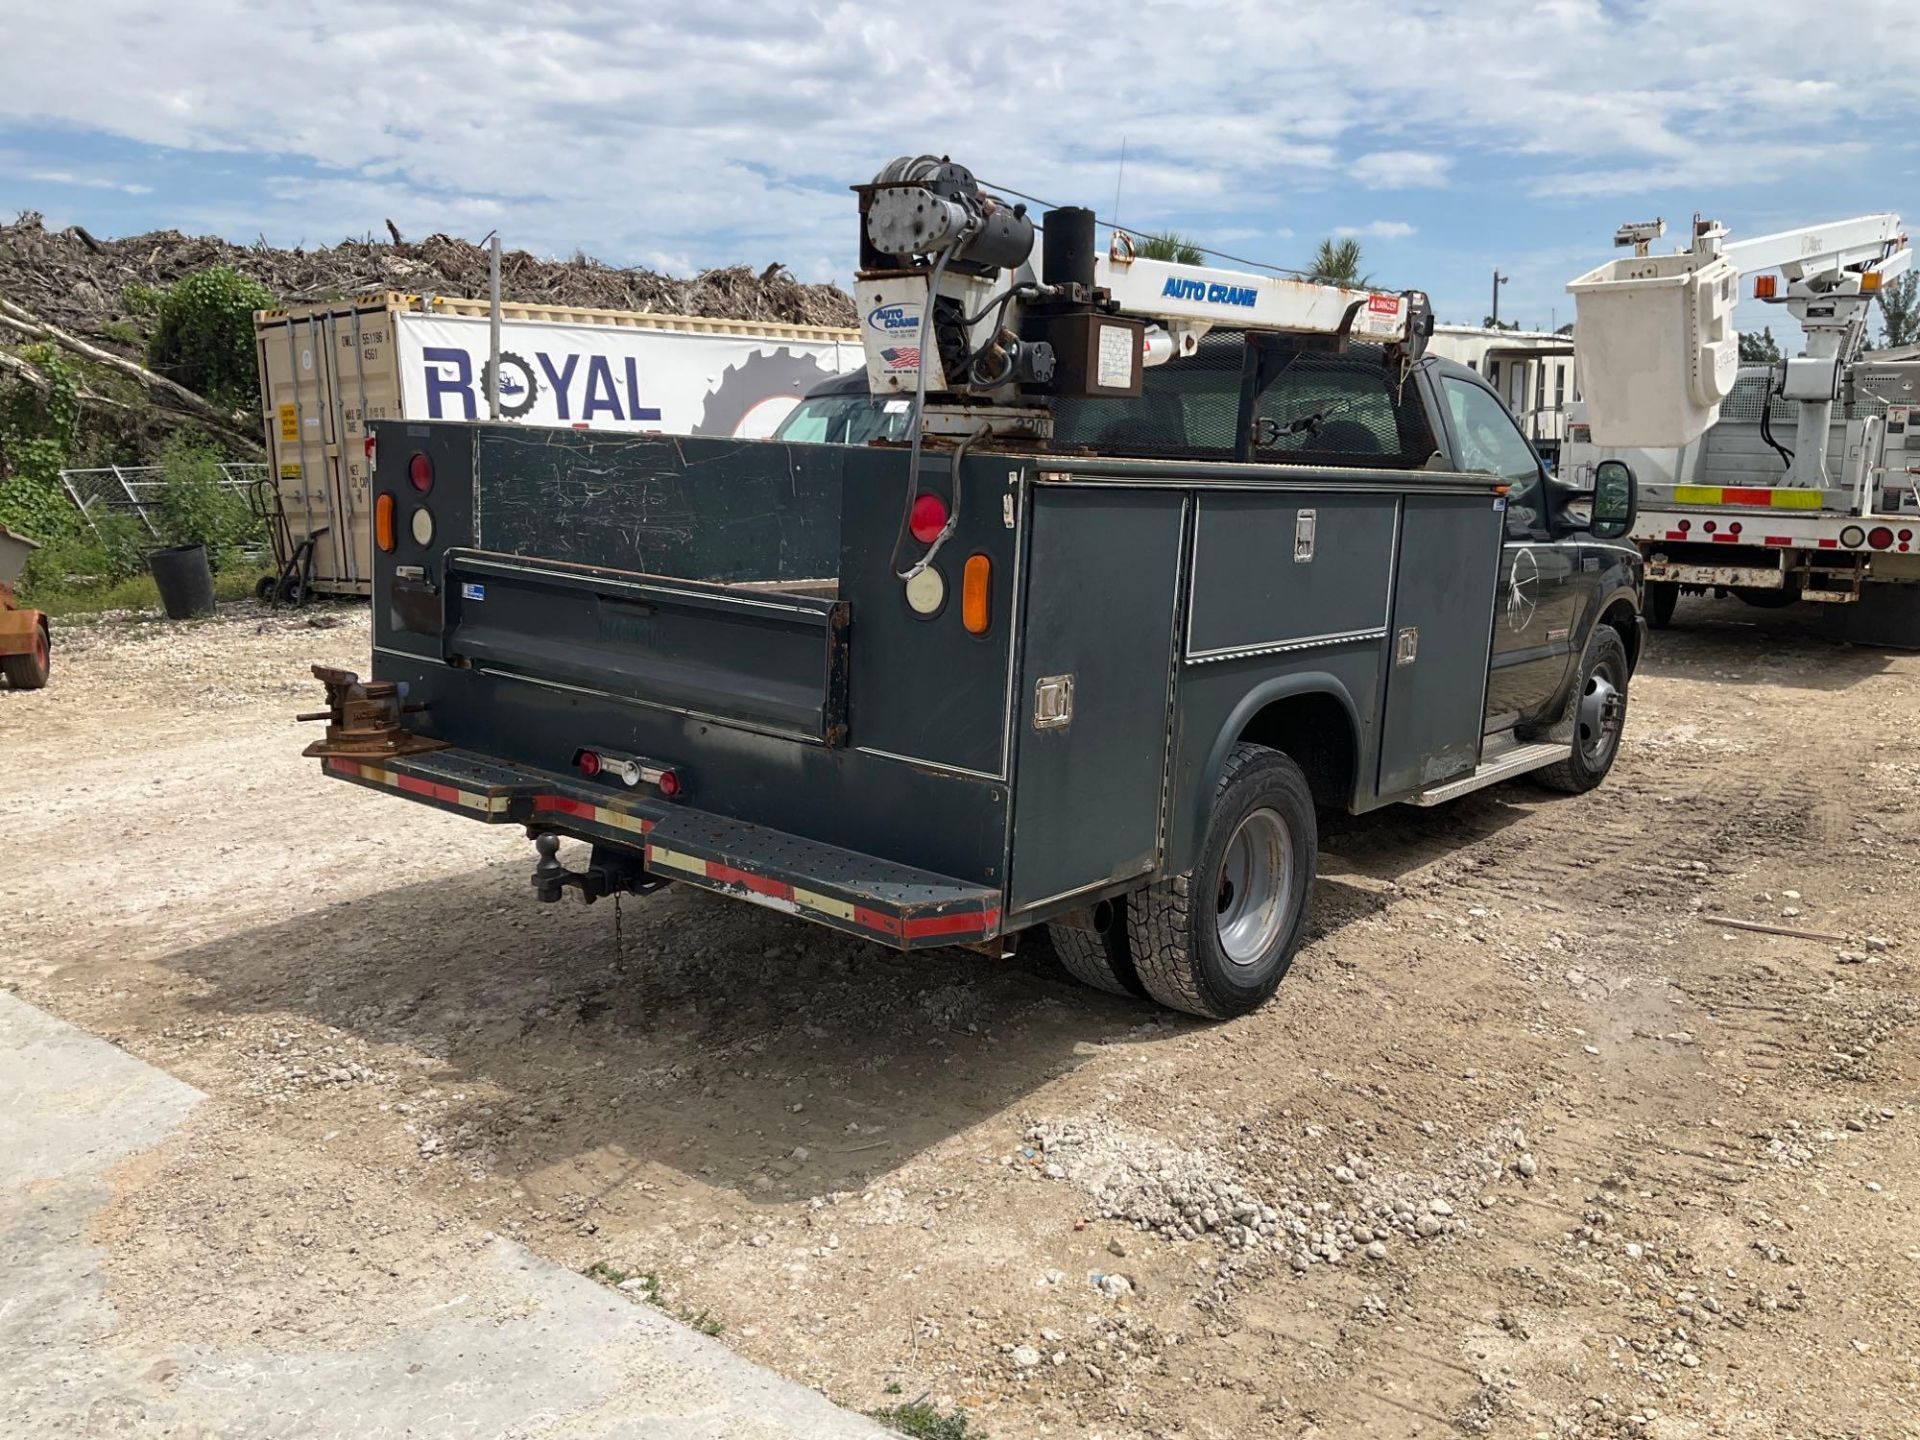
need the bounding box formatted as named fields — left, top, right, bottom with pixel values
left=303, top=160, right=1644, bottom=1018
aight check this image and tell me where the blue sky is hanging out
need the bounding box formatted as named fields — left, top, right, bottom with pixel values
left=4, top=2, right=1917, bottom=343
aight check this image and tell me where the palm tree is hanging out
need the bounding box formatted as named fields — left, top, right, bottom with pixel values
left=1306, top=237, right=1370, bottom=287
left=1139, top=232, right=1204, bottom=265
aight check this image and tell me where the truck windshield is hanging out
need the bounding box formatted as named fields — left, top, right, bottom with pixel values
left=775, top=391, right=914, bottom=445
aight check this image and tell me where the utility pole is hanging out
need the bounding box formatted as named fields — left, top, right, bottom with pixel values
left=1491, top=269, right=1509, bottom=328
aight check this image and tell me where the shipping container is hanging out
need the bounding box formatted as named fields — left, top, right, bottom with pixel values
left=255, top=294, right=860, bottom=596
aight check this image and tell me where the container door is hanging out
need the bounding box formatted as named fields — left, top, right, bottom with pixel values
left=1376, top=495, right=1503, bottom=798
left=320, top=305, right=396, bottom=594
left=261, top=318, right=331, bottom=584
left=1007, top=485, right=1184, bottom=914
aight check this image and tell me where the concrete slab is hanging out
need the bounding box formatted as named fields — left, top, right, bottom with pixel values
left=0, top=993, right=887, bottom=1439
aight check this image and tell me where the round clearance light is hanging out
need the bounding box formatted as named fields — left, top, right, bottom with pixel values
left=409, top=506, right=434, bottom=546
left=1678, top=519, right=1691, bottom=533
left=657, top=769, right=682, bottom=798
left=1841, top=524, right=1867, bottom=548
left=909, top=492, right=949, bottom=544
left=1703, top=520, right=1717, bottom=534
left=904, top=566, right=945, bottom=616
left=577, top=750, right=601, bottom=777
left=1728, top=521, right=1743, bottom=535
left=1868, top=526, right=1895, bottom=550
left=409, top=452, right=433, bottom=493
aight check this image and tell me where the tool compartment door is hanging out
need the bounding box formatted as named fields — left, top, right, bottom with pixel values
left=1376, top=494, right=1504, bottom=797
left=1008, top=484, right=1184, bottom=913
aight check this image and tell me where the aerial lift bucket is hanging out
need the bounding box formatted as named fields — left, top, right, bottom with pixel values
left=1568, top=249, right=1740, bottom=449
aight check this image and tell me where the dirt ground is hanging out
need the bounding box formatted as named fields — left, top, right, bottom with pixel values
left=3, top=598, right=1917, bottom=1440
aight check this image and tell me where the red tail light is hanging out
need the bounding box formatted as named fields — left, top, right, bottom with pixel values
left=909, top=493, right=948, bottom=543
left=577, top=750, right=601, bottom=776
left=657, top=769, right=681, bottom=798
left=409, top=453, right=434, bottom=493
left=1868, top=526, right=1895, bottom=549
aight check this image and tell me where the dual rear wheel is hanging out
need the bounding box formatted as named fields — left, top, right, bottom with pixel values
left=1047, top=744, right=1316, bottom=1019
left=1047, top=629, right=1633, bottom=1017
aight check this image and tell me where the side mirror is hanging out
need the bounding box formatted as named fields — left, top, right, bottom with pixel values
left=1591, top=459, right=1636, bottom=540
left=1557, top=459, right=1636, bottom=539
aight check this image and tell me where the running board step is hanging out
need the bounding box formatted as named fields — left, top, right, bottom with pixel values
left=1408, top=742, right=1572, bottom=806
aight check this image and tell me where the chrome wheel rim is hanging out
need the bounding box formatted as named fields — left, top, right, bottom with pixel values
left=1215, top=807, right=1294, bottom=967
left=1577, top=661, right=1625, bottom=764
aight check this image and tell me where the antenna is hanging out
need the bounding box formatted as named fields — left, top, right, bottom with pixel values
left=1112, top=136, right=1128, bottom=228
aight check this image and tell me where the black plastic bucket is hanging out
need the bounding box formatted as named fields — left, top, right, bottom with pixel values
left=148, top=543, right=216, bottom=620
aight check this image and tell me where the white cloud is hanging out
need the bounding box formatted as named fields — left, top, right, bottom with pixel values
left=0, top=1, right=1915, bottom=277
left=25, top=169, right=151, bottom=195
left=1336, top=221, right=1417, bottom=240
left=1350, top=151, right=1452, bottom=189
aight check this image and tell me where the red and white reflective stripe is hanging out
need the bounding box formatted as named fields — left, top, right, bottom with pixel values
left=533, top=792, right=652, bottom=836
left=646, top=843, right=997, bottom=942
left=326, top=757, right=509, bottom=815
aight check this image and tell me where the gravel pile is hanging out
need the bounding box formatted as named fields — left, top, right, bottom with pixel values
left=1023, top=1114, right=1527, bottom=1270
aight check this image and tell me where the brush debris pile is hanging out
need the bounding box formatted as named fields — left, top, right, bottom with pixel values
left=0, top=213, right=856, bottom=363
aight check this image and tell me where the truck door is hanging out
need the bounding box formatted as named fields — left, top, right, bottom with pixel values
left=1439, top=375, right=1579, bottom=728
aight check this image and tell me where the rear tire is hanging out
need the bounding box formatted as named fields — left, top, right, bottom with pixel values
left=1127, top=744, right=1317, bottom=1019
left=1535, top=626, right=1629, bottom=794
left=1, top=620, right=50, bottom=690
left=1645, top=581, right=1678, bottom=629
left=1048, top=898, right=1144, bottom=999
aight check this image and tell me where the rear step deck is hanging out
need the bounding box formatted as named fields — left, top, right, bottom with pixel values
left=1408, top=741, right=1571, bottom=806
left=323, top=749, right=1001, bottom=949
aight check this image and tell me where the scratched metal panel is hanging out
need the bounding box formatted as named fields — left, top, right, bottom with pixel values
left=837, top=447, right=1021, bottom=777
left=1187, top=492, right=1396, bottom=656
left=1007, top=486, right=1184, bottom=911
left=1376, top=494, right=1502, bottom=798
left=442, top=554, right=848, bottom=742
left=473, top=427, right=845, bottom=582
left=371, top=422, right=474, bottom=662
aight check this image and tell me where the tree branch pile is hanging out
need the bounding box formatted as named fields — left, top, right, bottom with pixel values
left=0, top=213, right=856, bottom=369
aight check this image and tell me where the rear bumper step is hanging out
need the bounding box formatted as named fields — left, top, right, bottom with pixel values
left=322, top=750, right=1001, bottom=950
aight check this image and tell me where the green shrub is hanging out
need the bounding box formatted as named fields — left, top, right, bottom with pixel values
left=20, top=512, right=155, bottom=605
left=146, top=266, right=274, bottom=410
left=869, top=1399, right=981, bottom=1439
left=154, top=437, right=263, bottom=564
left=0, top=341, right=84, bottom=543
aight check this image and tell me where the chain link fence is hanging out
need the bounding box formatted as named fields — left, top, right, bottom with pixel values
left=59, top=463, right=267, bottom=539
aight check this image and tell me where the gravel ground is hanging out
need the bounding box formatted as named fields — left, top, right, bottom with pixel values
left=2, top=596, right=1917, bottom=1438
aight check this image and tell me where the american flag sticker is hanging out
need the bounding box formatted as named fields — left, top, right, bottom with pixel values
left=881, top=347, right=920, bottom=370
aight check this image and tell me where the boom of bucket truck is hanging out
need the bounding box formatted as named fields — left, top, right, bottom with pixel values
left=1564, top=212, right=1920, bottom=640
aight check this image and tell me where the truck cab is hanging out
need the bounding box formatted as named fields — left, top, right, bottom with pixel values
left=1426, top=357, right=1644, bottom=735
